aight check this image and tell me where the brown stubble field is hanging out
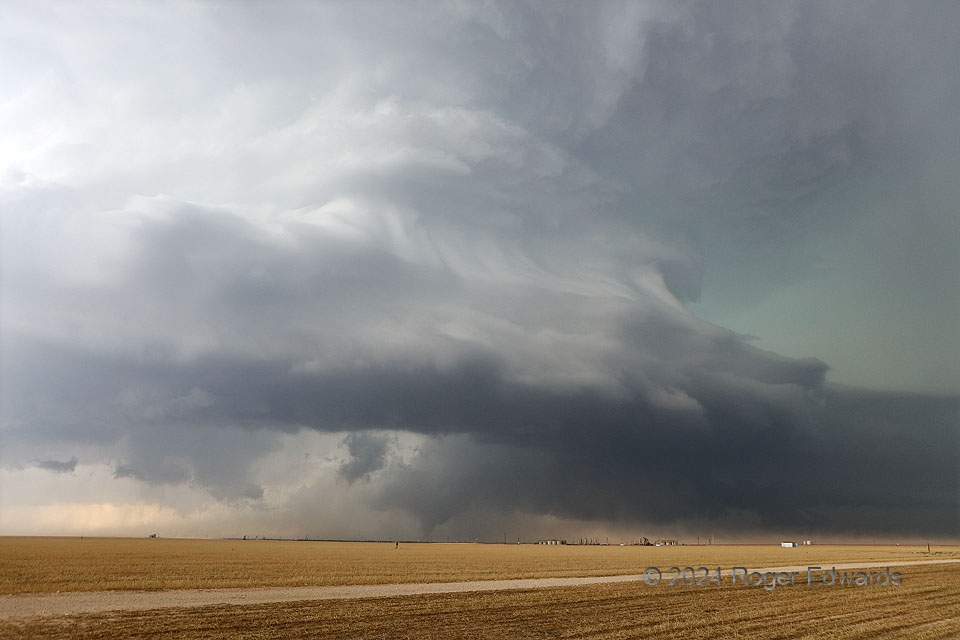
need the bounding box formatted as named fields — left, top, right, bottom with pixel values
left=1, top=537, right=955, bottom=594
left=3, top=562, right=959, bottom=639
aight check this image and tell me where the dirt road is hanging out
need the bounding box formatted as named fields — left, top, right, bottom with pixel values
left=2, top=558, right=957, bottom=621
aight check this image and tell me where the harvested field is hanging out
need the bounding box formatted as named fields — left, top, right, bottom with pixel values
left=1, top=537, right=953, bottom=595
left=1, top=559, right=957, bottom=619
left=2, top=562, right=958, bottom=639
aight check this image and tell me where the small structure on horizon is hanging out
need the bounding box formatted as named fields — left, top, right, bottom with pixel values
left=654, top=539, right=678, bottom=546
left=781, top=541, right=798, bottom=548
left=803, top=540, right=813, bottom=545
left=537, top=539, right=567, bottom=545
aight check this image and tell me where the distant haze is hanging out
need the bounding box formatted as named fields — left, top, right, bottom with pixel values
left=0, top=1, right=957, bottom=542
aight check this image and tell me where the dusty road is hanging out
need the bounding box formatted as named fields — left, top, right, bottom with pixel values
left=2, top=558, right=957, bottom=621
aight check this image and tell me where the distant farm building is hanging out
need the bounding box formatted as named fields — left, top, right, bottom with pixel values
left=537, top=539, right=567, bottom=545
left=803, top=540, right=813, bottom=545
left=781, top=541, right=798, bottom=548
left=654, top=539, right=678, bottom=546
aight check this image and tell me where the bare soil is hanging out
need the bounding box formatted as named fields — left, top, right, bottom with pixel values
left=2, top=561, right=959, bottom=640
left=1, top=558, right=956, bottom=621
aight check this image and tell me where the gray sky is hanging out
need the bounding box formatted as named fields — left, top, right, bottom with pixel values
left=0, top=1, right=957, bottom=541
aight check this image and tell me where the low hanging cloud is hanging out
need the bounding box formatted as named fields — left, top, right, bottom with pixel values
left=32, top=458, right=78, bottom=474
left=0, top=1, right=957, bottom=540
left=339, top=432, right=394, bottom=483
left=3, top=200, right=954, bottom=537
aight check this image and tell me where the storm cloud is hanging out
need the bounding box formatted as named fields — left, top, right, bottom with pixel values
left=0, top=1, right=957, bottom=540
left=33, top=458, right=78, bottom=474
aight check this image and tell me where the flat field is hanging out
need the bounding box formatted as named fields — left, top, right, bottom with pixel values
left=2, top=538, right=958, bottom=639
left=1, top=537, right=954, bottom=594
left=2, top=560, right=959, bottom=639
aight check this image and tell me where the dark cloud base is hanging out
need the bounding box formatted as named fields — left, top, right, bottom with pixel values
left=5, top=338, right=956, bottom=538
